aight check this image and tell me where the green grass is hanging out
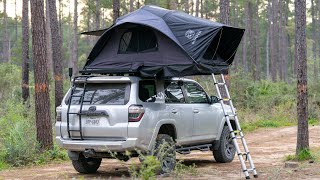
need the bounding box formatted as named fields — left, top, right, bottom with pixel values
left=241, top=119, right=295, bottom=132
left=285, top=148, right=315, bottom=161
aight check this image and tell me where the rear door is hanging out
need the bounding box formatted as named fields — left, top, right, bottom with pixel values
left=63, top=82, right=131, bottom=140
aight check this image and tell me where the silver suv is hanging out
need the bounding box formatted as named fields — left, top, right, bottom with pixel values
left=55, top=76, right=236, bottom=174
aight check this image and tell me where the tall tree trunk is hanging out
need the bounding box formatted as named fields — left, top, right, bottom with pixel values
left=278, top=0, right=283, bottom=81
left=255, top=0, right=260, bottom=81
left=220, top=0, right=230, bottom=25
left=270, top=0, right=278, bottom=81
left=49, top=0, right=64, bottom=108
left=195, top=0, right=199, bottom=17
left=184, top=0, right=189, bottom=14
left=113, top=0, right=120, bottom=23
left=15, top=0, right=18, bottom=42
left=130, top=0, right=134, bottom=12
left=30, top=0, right=53, bottom=151
left=45, top=0, right=53, bottom=75
left=248, top=2, right=255, bottom=79
left=168, top=0, right=177, bottom=10
left=219, top=0, right=230, bottom=100
left=242, top=3, right=249, bottom=72
left=200, top=0, right=203, bottom=18
left=2, top=0, right=10, bottom=62
left=318, top=0, right=320, bottom=75
left=311, top=0, right=318, bottom=82
left=266, top=0, right=271, bottom=79
left=96, top=0, right=100, bottom=29
left=72, top=0, right=79, bottom=76
left=295, top=0, right=309, bottom=154
left=22, top=0, right=30, bottom=104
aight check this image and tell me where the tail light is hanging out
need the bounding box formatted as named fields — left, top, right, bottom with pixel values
left=56, top=106, right=62, bottom=122
left=128, top=105, right=145, bottom=122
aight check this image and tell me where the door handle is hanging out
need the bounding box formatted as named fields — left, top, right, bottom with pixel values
left=171, top=109, right=178, bottom=114
left=193, top=109, right=199, bottom=113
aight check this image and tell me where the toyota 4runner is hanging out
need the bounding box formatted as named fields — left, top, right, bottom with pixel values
left=55, top=76, right=236, bottom=174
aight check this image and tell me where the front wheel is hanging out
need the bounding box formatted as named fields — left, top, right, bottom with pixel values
left=213, top=126, right=236, bottom=163
left=154, top=134, right=176, bottom=173
left=72, top=153, right=102, bottom=174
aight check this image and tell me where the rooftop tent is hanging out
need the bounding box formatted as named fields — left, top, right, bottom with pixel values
left=81, top=5, right=245, bottom=77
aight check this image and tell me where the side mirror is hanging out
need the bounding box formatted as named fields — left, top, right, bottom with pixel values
left=210, top=96, right=220, bottom=104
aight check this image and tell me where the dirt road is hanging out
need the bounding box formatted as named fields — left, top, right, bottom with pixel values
left=0, top=126, right=319, bottom=180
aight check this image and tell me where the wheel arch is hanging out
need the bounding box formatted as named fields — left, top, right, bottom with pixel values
left=147, top=120, right=177, bottom=151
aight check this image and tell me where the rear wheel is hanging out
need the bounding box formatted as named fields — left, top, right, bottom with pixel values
left=72, top=153, right=102, bottom=174
left=213, top=126, right=236, bottom=163
left=154, top=134, right=176, bottom=173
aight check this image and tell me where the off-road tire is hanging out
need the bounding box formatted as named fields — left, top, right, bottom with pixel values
left=72, top=153, right=102, bottom=174
left=213, top=126, right=236, bottom=163
left=154, top=134, right=176, bottom=173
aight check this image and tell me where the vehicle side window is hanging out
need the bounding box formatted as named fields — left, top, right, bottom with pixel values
left=139, top=80, right=156, bottom=102
left=164, top=82, right=185, bottom=103
left=184, top=82, right=209, bottom=103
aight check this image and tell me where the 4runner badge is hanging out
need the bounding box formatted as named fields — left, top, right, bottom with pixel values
left=185, top=29, right=202, bottom=45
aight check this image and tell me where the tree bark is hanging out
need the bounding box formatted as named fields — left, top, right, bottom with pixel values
left=195, top=0, right=199, bottom=17
left=248, top=2, right=255, bottom=80
left=22, top=0, right=30, bottom=104
left=242, top=3, right=249, bottom=72
left=220, top=0, right=230, bottom=25
left=184, top=0, right=189, bottom=14
left=49, top=0, right=64, bottom=108
left=130, top=0, right=134, bottom=12
left=45, top=0, right=53, bottom=75
left=72, top=0, right=79, bottom=76
left=278, top=0, right=283, bottom=81
left=270, top=0, right=278, bottom=81
left=96, top=0, right=100, bottom=29
left=30, top=0, right=53, bottom=151
left=113, top=0, right=120, bottom=23
left=2, top=0, right=10, bottom=62
left=295, top=0, right=309, bottom=154
left=255, top=0, right=260, bottom=81
left=311, top=0, right=318, bottom=82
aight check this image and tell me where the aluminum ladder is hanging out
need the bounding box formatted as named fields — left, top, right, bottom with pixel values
left=212, top=74, right=258, bottom=179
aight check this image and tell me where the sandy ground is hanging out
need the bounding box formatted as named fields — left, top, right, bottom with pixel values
left=0, top=126, right=319, bottom=180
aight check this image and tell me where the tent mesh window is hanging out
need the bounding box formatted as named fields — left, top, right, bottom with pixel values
left=118, top=28, right=158, bottom=54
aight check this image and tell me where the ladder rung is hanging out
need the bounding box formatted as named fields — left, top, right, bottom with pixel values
left=232, top=136, right=243, bottom=139
left=214, top=82, right=226, bottom=85
left=67, top=112, right=79, bottom=115
left=70, top=95, right=83, bottom=98
left=69, top=129, right=81, bottom=132
left=221, top=98, right=231, bottom=101
left=225, top=114, right=237, bottom=117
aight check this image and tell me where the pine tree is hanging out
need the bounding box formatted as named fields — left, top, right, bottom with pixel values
left=295, top=0, right=309, bottom=154
left=30, top=0, right=53, bottom=151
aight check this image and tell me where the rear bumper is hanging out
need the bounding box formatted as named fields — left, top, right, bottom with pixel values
left=56, top=136, right=140, bottom=152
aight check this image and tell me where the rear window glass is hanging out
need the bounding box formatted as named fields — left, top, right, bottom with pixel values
left=66, top=83, right=131, bottom=105
left=139, top=80, right=156, bottom=102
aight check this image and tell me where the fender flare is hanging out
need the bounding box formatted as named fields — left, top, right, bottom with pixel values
left=147, top=119, right=177, bottom=151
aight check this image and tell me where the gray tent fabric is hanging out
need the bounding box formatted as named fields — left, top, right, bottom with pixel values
left=82, top=5, right=244, bottom=77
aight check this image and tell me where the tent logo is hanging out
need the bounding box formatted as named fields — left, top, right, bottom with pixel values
left=185, top=29, right=202, bottom=45
left=185, top=30, right=195, bottom=39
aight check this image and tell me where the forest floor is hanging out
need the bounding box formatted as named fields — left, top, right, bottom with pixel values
left=0, top=126, right=320, bottom=180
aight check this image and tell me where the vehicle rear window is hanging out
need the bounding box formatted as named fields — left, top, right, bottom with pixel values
left=66, top=83, right=131, bottom=105
left=139, top=80, right=156, bottom=102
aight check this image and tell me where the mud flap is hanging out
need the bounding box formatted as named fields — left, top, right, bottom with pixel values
left=212, top=140, right=220, bottom=151
left=68, top=151, right=80, bottom=160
